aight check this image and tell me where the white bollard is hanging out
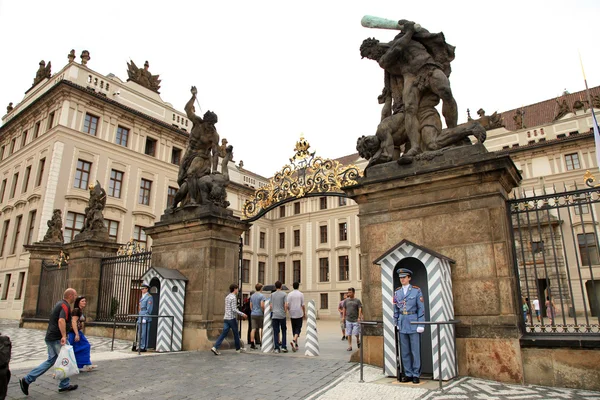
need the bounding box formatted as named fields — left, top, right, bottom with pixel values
left=262, top=298, right=274, bottom=353
left=305, top=300, right=319, bottom=356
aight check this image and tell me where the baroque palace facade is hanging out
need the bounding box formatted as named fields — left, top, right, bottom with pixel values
left=1, top=51, right=599, bottom=320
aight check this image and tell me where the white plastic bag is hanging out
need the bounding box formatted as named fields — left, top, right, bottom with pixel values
left=53, top=345, right=79, bottom=380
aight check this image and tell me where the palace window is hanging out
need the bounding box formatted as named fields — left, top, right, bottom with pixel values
left=320, top=197, right=327, bottom=210
left=259, top=232, right=265, bottom=249
left=320, top=225, right=328, bottom=244
left=83, top=113, right=98, bottom=136
left=320, top=293, right=328, bottom=310
left=10, top=215, right=22, bottom=255
left=33, top=121, right=41, bottom=139
left=115, top=126, right=129, bottom=147
left=144, top=137, right=157, bottom=157
left=36, top=158, right=45, bottom=187
left=0, top=220, right=9, bottom=257
left=293, top=260, right=301, bottom=283
left=47, top=112, right=55, bottom=131
left=244, top=230, right=250, bottom=246
left=242, top=259, right=250, bottom=283
left=74, top=160, right=91, bottom=189
left=294, top=202, right=300, bottom=215
left=9, top=173, right=18, bottom=199
left=280, top=206, right=285, bottom=218
left=279, top=232, right=285, bottom=249
left=21, top=131, right=27, bottom=147
left=14, top=271, right=26, bottom=300
left=339, top=255, right=349, bottom=281
left=565, top=153, right=580, bottom=170
left=109, top=169, right=123, bottom=198
left=167, top=186, right=177, bottom=208
left=1, top=274, right=11, bottom=300
left=64, top=212, right=85, bottom=244
left=258, top=261, right=265, bottom=284
left=104, top=219, right=119, bottom=241
left=294, top=229, right=300, bottom=247
left=171, top=147, right=182, bottom=165
left=578, top=233, right=599, bottom=266
left=133, top=225, right=147, bottom=247
left=0, top=180, right=5, bottom=203
left=22, top=166, right=31, bottom=193
left=338, top=197, right=347, bottom=206
left=278, top=262, right=285, bottom=283
left=339, top=222, right=347, bottom=241
left=25, top=210, right=36, bottom=245
left=139, top=179, right=152, bottom=205
left=319, top=257, right=329, bottom=282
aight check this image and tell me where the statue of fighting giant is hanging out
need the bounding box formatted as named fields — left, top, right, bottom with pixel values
left=357, top=16, right=486, bottom=170
left=169, top=86, right=231, bottom=210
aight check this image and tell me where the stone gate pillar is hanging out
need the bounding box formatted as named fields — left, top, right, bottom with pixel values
left=145, top=207, right=249, bottom=351
left=63, top=239, right=120, bottom=321
left=344, top=145, right=524, bottom=383
left=21, top=242, right=63, bottom=321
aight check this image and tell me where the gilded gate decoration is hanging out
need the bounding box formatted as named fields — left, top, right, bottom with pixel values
left=242, top=136, right=362, bottom=221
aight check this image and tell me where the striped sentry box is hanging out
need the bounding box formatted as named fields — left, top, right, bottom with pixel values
left=374, top=239, right=457, bottom=381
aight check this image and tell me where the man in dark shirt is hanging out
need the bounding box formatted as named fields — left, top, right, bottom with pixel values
left=20, top=288, right=79, bottom=395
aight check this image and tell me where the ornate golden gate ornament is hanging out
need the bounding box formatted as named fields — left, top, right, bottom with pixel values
left=242, top=135, right=362, bottom=221
left=584, top=170, right=600, bottom=188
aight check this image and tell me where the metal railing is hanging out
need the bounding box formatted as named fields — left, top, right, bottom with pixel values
left=508, top=185, right=600, bottom=336
left=97, top=251, right=152, bottom=322
left=357, top=320, right=384, bottom=383
left=111, top=314, right=174, bottom=354
left=410, top=320, right=461, bottom=391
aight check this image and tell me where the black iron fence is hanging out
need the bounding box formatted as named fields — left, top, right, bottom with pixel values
left=508, top=184, right=600, bottom=335
left=96, top=251, right=152, bottom=322
left=36, top=260, right=69, bottom=318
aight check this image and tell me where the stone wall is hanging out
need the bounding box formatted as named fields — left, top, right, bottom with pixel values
left=345, top=146, right=524, bottom=383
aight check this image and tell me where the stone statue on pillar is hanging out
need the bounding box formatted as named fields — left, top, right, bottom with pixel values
left=74, top=181, right=109, bottom=241
left=42, top=209, right=64, bottom=244
left=168, top=86, right=232, bottom=212
left=356, top=16, right=486, bottom=170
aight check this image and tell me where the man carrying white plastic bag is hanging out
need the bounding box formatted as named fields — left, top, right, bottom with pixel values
left=19, top=288, right=79, bottom=395
left=53, top=344, right=79, bottom=380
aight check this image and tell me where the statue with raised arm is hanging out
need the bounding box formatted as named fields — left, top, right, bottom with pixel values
left=79, top=181, right=107, bottom=234
left=357, top=16, right=486, bottom=171
left=169, top=86, right=225, bottom=210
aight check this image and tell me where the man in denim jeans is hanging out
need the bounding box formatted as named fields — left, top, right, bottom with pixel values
left=211, top=284, right=247, bottom=355
left=20, top=288, right=79, bottom=395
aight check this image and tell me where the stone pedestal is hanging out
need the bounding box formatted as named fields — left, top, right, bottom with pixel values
left=63, top=239, right=120, bottom=321
left=145, top=206, right=249, bottom=351
left=344, top=145, right=524, bottom=383
left=21, top=242, right=64, bottom=320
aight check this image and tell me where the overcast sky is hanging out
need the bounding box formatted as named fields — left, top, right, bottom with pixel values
left=1, top=0, right=599, bottom=177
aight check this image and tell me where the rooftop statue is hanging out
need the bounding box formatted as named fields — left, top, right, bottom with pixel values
left=42, top=209, right=64, bottom=244
left=168, top=86, right=230, bottom=211
left=554, top=98, right=571, bottom=120
left=357, top=16, right=485, bottom=170
left=126, top=60, right=161, bottom=93
left=32, top=60, right=51, bottom=87
left=68, top=49, right=75, bottom=63
left=6, top=103, right=13, bottom=114
left=80, top=50, right=91, bottom=65
left=469, top=108, right=504, bottom=130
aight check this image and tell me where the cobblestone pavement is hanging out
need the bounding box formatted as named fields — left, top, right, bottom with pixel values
left=310, top=365, right=600, bottom=400
left=0, top=319, right=131, bottom=368
left=3, top=319, right=600, bottom=399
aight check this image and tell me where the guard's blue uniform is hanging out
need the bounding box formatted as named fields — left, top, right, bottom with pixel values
left=138, top=293, right=154, bottom=350
left=393, top=284, right=425, bottom=378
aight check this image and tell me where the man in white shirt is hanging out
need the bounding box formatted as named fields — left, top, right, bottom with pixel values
left=287, top=282, right=305, bottom=352
left=532, top=298, right=540, bottom=322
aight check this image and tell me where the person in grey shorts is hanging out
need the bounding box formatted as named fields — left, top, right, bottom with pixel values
left=249, top=283, right=266, bottom=349
left=343, top=287, right=363, bottom=351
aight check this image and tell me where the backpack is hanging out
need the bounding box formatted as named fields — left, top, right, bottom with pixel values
left=0, top=335, right=11, bottom=369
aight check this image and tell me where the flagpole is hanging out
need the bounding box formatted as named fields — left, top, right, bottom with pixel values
left=579, top=51, right=600, bottom=172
